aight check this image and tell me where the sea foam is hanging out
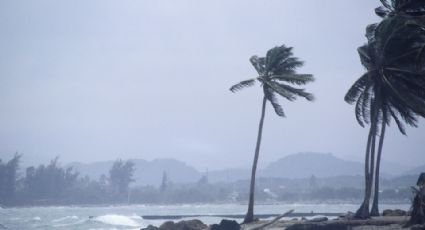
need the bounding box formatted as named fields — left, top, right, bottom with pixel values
left=94, top=214, right=140, bottom=227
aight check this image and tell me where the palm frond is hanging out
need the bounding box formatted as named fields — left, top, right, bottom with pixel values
left=366, top=24, right=379, bottom=42
left=264, top=81, right=296, bottom=101
left=386, top=47, right=423, bottom=65
left=249, top=56, right=266, bottom=75
left=273, top=58, right=304, bottom=75
left=416, top=44, right=425, bottom=71
left=355, top=90, right=366, bottom=127
left=271, top=74, right=314, bottom=85
left=388, top=95, right=419, bottom=128
left=230, top=78, right=256, bottom=93
left=344, top=73, right=370, bottom=104
left=265, top=45, right=293, bottom=71
left=362, top=83, right=373, bottom=125
left=277, top=83, right=315, bottom=101
left=381, top=0, right=392, bottom=10
left=264, top=87, right=285, bottom=117
left=376, top=6, right=391, bottom=18
left=383, top=74, right=425, bottom=117
left=358, top=45, right=373, bottom=70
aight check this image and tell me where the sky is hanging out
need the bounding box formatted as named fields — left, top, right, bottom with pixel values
left=0, top=0, right=424, bottom=171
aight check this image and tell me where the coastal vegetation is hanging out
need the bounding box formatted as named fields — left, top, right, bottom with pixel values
left=0, top=155, right=416, bottom=207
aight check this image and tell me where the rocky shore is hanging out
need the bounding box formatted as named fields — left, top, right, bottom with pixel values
left=140, top=210, right=425, bottom=230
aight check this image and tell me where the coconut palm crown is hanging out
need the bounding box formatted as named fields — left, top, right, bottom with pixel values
left=230, top=45, right=314, bottom=223
left=231, top=45, right=315, bottom=114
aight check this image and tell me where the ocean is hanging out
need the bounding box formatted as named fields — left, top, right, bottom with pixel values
left=0, top=203, right=410, bottom=229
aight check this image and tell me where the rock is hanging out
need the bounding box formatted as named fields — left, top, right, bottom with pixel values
left=159, top=221, right=175, bottom=230
left=209, top=224, right=220, bottom=230
left=410, top=224, right=425, bottom=230
left=209, top=219, right=240, bottom=230
left=141, top=224, right=159, bottom=230
left=308, top=217, right=328, bottom=222
left=220, top=219, right=240, bottom=230
left=286, top=223, right=348, bottom=230
left=383, top=209, right=407, bottom=216
left=159, top=219, right=207, bottom=230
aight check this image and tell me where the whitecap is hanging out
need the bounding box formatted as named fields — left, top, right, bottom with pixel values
left=52, top=219, right=86, bottom=228
left=129, top=214, right=143, bottom=220
left=94, top=214, right=140, bottom=227
left=33, top=216, right=41, bottom=221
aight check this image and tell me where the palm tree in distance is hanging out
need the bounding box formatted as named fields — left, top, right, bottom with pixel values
left=230, top=45, right=315, bottom=223
left=345, top=0, right=425, bottom=218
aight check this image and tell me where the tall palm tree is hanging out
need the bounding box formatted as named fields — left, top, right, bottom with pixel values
left=230, top=45, right=314, bottom=223
left=345, top=0, right=425, bottom=218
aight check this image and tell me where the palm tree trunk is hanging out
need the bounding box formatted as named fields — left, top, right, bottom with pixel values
left=244, top=96, right=267, bottom=224
left=368, top=128, right=377, bottom=199
left=371, top=121, right=386, bottom=216
left=355, top=127, right=373, bottom=219
left=355, top=98, right=379, bottom=219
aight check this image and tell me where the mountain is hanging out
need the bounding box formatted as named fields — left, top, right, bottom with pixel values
left=260, top=152, right=363, bottom=178
left=68, top=158, right=202, bottom=186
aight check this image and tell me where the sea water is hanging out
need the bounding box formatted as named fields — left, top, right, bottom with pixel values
left=0, top=203, right=410, bottom=229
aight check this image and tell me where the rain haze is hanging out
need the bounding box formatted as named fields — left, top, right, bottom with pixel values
left=0, top=0, right=424, bottom=171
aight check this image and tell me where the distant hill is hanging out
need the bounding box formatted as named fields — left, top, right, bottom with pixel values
left=68, top=152, right=414, bottom=186
left=68, top=158, right=202, bottom=186
left=403, top=164, right=425, bottom=176
left=259, top=152, right=363, bottom=178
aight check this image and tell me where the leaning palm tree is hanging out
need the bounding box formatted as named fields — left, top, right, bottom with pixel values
left=230, top=45, right=314, bottom=223
left=345, top=0, right=425, bottom=218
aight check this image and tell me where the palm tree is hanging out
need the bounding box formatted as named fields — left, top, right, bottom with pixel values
left=230, top=45, right=314, bottom=223
left=345, top=0, right=425, bottom=218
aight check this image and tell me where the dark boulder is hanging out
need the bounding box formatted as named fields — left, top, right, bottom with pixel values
left=210, top=219, right=240, bottom=230
left=410, top=224, right=425, bottom=230
left=141, top=224, right=159, bottom=230
left=383, top=209, right=407, bottom=216
left=159, top=219, right=207, bottom=230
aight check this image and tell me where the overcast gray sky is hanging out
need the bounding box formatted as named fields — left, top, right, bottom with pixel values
left=0, top=0, right=424, bottom=171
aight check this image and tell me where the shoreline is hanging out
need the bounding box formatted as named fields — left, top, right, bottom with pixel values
left=0, top=201, right=411, bottom=209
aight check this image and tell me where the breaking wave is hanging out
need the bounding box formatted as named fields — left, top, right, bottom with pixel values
left=93, top=214, right=141, bottom=227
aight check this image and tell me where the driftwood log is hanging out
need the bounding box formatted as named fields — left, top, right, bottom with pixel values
left=285, top=216, right=409, bottom=230
left=245, top=209, right=294, bottom=230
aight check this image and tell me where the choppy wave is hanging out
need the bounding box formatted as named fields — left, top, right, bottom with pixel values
left=2, top=203, right=411, bottom=229
left=52, top=215, right=79, bottom=223
left=94, top=214, right=141, bottom=227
